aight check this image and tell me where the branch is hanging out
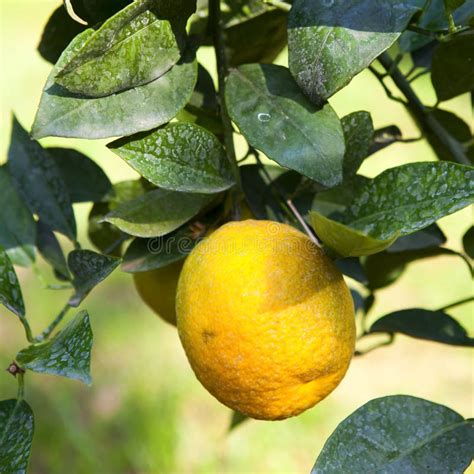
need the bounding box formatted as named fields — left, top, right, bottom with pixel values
left=263, top=0, right=291, bottom=12
left=437, top=296, right=474, bottom=312
left=377, top=53, right=470, bottom=165
left=34, top=303, right=71, bottom=343
left=355, top=334, right=395, bottom=356
left=209, top=0, right=242, bottom=219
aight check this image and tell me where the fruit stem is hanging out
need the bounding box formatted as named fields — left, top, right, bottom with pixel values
left=209, top=0, right=242, bottom=220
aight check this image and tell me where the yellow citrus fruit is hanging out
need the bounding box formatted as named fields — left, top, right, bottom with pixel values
left=176, top=220, right=355, bottom=420
left=133, top=260, right=184, bottom=325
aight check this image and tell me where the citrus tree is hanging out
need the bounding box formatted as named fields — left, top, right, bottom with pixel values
left=1, top=0, right=474, bottom=472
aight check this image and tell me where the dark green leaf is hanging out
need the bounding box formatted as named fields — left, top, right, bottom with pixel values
left=226, top=64, right=345, bottom=187
left=387, top=223, right=446, bottom=252
left=463, top=226, right=474, bottom=258
left=368, top=125, right=402, bottom=156
left=68, top=250, right=121, bottom=306
left=364, top=247, right=472, bottom=290
left=102, top=188, right=210, bottom=238
left=36, top=221, right=70, bottom=280
left=229, top=410, right=248, bottom=431
left=335, top=258, right=367, bottom=285
left=370, top=308, right=474, bottom=346
left=17, top=311, right=93, bottom=384
left=108, top=122, right=234, bottom=193
left=432, top=32, right=474, bottom=101
left=0, top=246, right=25, bottom=317
left=0, top=399, right=34, bottom=474
left=341, top=111, right=374, bottom=180
left=38, top=5, right=87, bottom=64
left=310, top=211, right=398, bottom=257
left=0, top=167, right=36, bottom=267
left=69, top=0, right=131, bottom=23
left=48, top=148, right=111, bottom=203
left=288, top=0, right=424, bottom=103
left=8, top=117, right=76, bottom=241
left=55, top=0, right=193, bottom=97
left=312, top=395, right=474, bottom=473
left=444, top=0, right=467, bottom=15
left=400, top=0, right=474, bottom=52
left=32, top=30, right=197, bottom=139
left=350, top=289, right=364, bottom=313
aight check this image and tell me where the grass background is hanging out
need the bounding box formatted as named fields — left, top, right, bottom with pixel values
left=0, top=1, right=472, bottom=473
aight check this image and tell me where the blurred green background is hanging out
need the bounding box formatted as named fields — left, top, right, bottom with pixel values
left=0, top=1, right=472, bottom=473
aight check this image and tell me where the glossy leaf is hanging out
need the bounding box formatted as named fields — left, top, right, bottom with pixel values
left=108, top=122, right=234, bottom=193
left=8, top=118, right=76, bottom=241
left=288, top=0, right=424, bottom=103
left=370, top=308, right=474, bottom=346
left=36, top=221, right=70, bottom=280
left=32, top=29, right=197, bottom=139
left=0, top=399, right=34, bottom=474
left=55, top=0, right=193, bottom=97
left=432, top=32, right=474, bottom=101
left=38, top=5, right=87, bottom=64
left=226, top=64, right=345, bottom=187
left=0, top=246, right=25, bottom=317
left=463, top=226, right=474, bottom=259
left=312, top=395, right=474, bottom=473
left=48, top=148, right=111, bottom=203
left=17, top=311, right=93, bottom=384
left=310, top=211, right=398, bottom=257
left=387, top=223, right=446, bottom=252
left=102, top=188, right=210, bottom=238
left=68, top=250, right=121, bottom=306
left=0, top=167, right=36, bottom=267
left=341, top=111, right=374, bottom=180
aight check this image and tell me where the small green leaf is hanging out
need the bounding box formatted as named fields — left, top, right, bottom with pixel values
left=36, top=221, right=70, bottom=281
left=312, top=395, right=474, bottom=473
left=463, top=226, right=474, bottom=259
left=341, top=111, right=374, bottom=180
left=444, top=0, right=466, bottom=15
left=17, top=311, right=93, bottom=384
left=0, top=399, right=34, bottom=474
left=102, top=188, right=210, bottom=238
left=55, top=0, right=193, bottom=97
left=432, top=32, right=474, bottom=101
left=68, top=250, right=121, bottom=306
left=32, top=29, right=197, bottom=139
left=387, top=223, right=446, bottom=253
left=8, top=117, right=76, bottom=241
left=0, top=167, right=36, bottom=267
left=108, top=122, right=235, bottom=193
left=229, top=410, right=248, bottom=432
left=370, top=308, right=474, bottom=346
left=288, top=0, right=424, bottom=103
left=0, top=246, right=25, bottom=317
left=38, top=5, right=87, bottom=64
left=310, top=211, right=398, bottom=257
left=226, top=64, right=345, bottom=187
left=369, top=125, right=402, bottom=156
left=48, top=148, right=112, bottom=203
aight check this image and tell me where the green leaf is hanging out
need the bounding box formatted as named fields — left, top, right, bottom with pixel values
left=38, top=5, right=87, bottom=64
left=432, top=32, right=474, bottom=101
left=55, top=0, right=193, bottom=97
left=226, top=64, right=345, bottom=187
left=0, top=246, right=25, bottom=317
left=312, top=395, right=474, bottom=473
left=48, top=148, right=112, bottom=203
left=108, top=122, right=235, bottom=193
left=341, top=111, right=374, bottom=180
left=17, top=311, right=93, bottom=384
left=229, top=410, right=248, bottom=432
left=102, top=188, right=210, bottom=238
left=36, top=221, right=70, bottom=281
left=444, top=0, right=467, bottom=15
left=288, top=0, right=424, bottom=103
left=0, top=399, right=34, bottom=474
left=310, top=211, right=398, bottom=257
left=0, top=167, right=36, bottom=267
left=335, top=258, right=368, bottom=285
left=68, top=250, right=121, bottom=306
left=32, top=29, right=197, bottom=139
left=387, top=223, right=446, bottom=253
left=463, top=226, right=474, bottom=259
left=369, top=125, right=402, bottom=156
left=69, top=0, right=131, bottom=23
left=370, top=308, right=474, bottom=346
left=8, top=117, right=76, bottom=241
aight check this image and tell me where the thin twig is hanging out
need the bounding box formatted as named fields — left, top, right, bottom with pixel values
left=34, top=303, right=71, bottom=343
left=437, top=296, right=474, bottom=312
left=408, top=69, right=430, bottom=83
left=263, top=0, right=291, bottom=11
left=286, top=199, right=320, bottom=246
left=355, top=334, right=395, bottom=356
left=368, top=66, right=407, bottom=105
